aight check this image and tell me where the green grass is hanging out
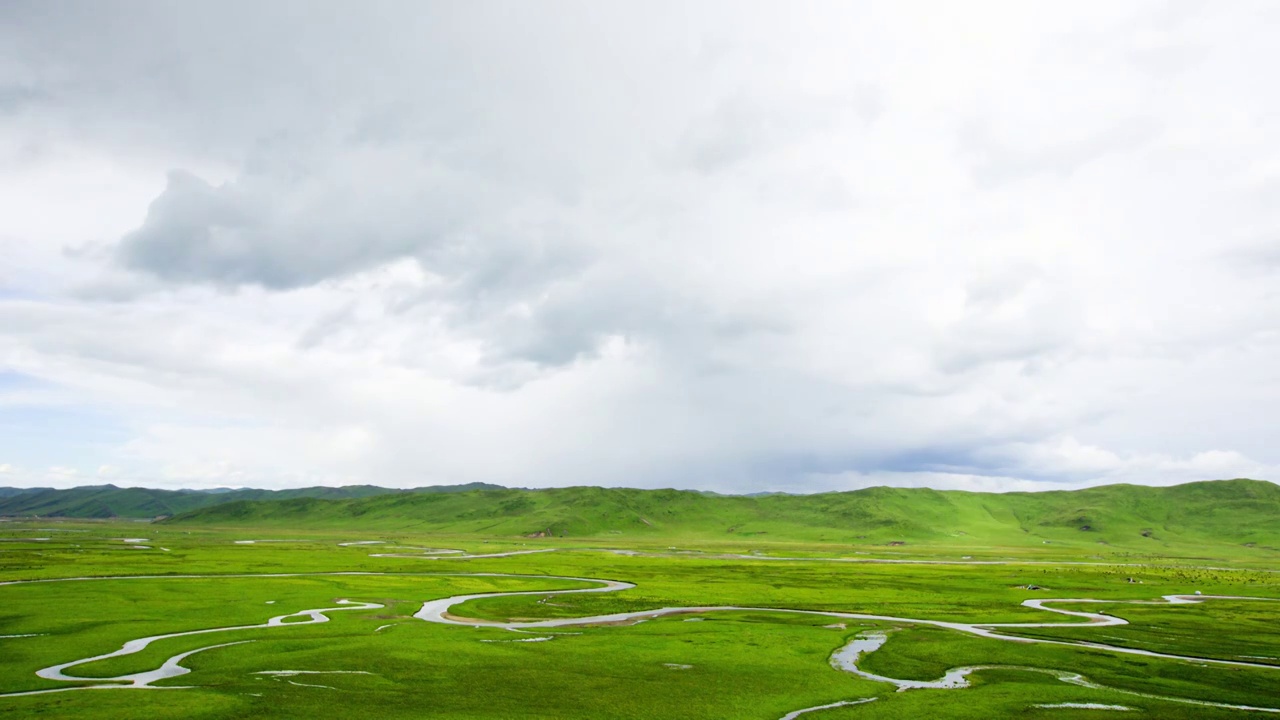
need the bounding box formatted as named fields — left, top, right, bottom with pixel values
left=1003, top=599, right=1280, bottom=665
left=0, top=494, right=1278, bottom=719
left=157, top=479, right=1280, bottom=561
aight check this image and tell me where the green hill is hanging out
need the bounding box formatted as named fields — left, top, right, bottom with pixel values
left=0, top=487, right=40, bottom=499
left=0, top=482, right=504, bottom=519
left=164, top=478, right=1280, bottom=553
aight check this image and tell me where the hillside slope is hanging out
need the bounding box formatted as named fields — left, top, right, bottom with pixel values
left=0, top=487, right=39, bottom=498
left=166, top=479, right=1280, bottom=552
left=0, top=482, right=504, bottom=519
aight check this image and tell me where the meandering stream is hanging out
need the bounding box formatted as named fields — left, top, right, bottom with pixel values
left=410, top=578, right=1280, bottom=716
left=2, top=566, right=1277, bottom=713
left=1, top=598, right=381, bottom=697
left=413, top=579, right=1280, bottom=671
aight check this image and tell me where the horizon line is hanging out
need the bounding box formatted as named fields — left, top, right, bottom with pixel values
left=0, top=477, right=1273, bottom=498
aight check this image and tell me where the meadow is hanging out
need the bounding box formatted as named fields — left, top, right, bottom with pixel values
left=1, top=503, right=1278, bottom=719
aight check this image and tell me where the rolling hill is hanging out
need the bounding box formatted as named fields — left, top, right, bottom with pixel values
left=0, top=487, right=40, bottom=498
left=162, top=478, right=1280, bottom=552
left=0, top=482, right=504, bottom=519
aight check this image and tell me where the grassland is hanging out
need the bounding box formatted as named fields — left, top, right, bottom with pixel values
left=0, top=480, right=1278, bottom=718
left=158, top=479, right=1280, bottom=561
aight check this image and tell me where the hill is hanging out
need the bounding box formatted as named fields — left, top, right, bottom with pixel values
left=0, top=482, right=504, bottom=519
left=0, top=487, right=40, bottom=498
left=164, top=478, right=1280, bottom=553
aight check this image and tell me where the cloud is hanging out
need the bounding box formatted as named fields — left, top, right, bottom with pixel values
left=801, top=470, right=1079, bottom=494
left=1225, top=239, right=1280, bottom=275
left=0, top=84, right=42, bottom=115
left=672, top=89, right=878, bottom=175
left=46, top=466, right=79, bottom=481
left=960, top=116, right=1163, bottom=187
left=974, top=436, right=1280, bottom=486
left=0, top=2, right=1278, bottom=491
left=115, top=150, right=498, bottom=290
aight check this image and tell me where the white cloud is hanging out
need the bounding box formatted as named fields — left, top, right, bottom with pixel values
left=0, top=2, right=1278, bottom=491
left=976, top=436, right=1280, bottom=487
left=801, top=471, right=1078, bottom=495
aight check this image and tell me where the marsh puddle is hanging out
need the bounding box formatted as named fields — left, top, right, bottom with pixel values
left=779, top=698, right=875, bottom=719
left=254, top=670, right=373, bottom=676
left=371, top=548, right=554, bottom=560
left=1034, top=703, right=1131, bottom=711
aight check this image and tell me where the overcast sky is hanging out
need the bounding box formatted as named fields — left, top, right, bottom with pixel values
left=1, top=1, right=1278, bottom=493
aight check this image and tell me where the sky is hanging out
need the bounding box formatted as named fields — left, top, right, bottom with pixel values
left=1, top=1, right=1278, bottom=493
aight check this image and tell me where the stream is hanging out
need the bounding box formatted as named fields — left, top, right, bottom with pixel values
left=1, top=566, right=1277, bottom=713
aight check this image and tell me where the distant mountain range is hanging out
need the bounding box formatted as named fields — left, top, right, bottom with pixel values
left=0, top=482, right=504, bottom=519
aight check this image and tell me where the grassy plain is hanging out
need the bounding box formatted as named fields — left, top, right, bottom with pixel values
left=0, top=514, right=1278, bottom=719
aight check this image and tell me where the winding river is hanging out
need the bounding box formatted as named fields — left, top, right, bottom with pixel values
left=1, top=598, right=381, bottom=697
left=1, top=562, right=1278, bottom=714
